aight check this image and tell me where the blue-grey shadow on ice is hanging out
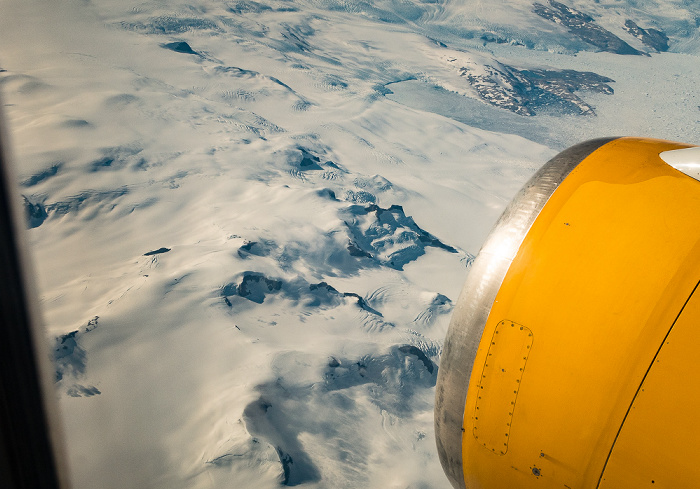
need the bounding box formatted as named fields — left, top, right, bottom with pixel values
left=53, top=317, right=101, bottom=397
left=242, top=344, right=437, bottom=485
left=243, top=394, right=321, bottom=486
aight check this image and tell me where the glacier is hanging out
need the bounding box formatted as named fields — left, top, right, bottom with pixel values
left=1, top=0, right=700, bottom=487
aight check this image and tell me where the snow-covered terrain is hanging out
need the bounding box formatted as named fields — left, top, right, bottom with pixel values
left=1, top=0, right=699, bottom=487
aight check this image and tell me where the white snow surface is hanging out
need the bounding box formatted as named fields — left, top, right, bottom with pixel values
left=1, top=0, right=699, bottom=488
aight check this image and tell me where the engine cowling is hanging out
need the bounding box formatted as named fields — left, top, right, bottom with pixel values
left=435, top=137, right=700, bottom=489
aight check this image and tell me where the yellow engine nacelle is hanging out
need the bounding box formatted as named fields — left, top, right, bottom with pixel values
left=435, top=137, right=700, bottom=489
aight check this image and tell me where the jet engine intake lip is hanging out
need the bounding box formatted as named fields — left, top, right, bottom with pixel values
left=434, top=137, right=618, bottom=489
left=660, top=146, right=700, bottom=182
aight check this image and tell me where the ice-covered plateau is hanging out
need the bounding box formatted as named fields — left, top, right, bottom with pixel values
left=1, top=0, right=699, bottom=488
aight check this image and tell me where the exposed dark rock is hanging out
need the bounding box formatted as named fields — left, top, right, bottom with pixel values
left=533, top=0, right=644, bottom=55
left=347, top=241, right=372, bottom=258
left=306, top=282, right=344, bottom=308
left=322, top=345, right=438, bottom=413
left=23, top=195, right=48, bottom=229
left=89, top=146, right=145, bottom=172
left=206, top=453, right=237, bottom=467
left=226, top=1, right=273, bottom=14
left=343, top=204, right=457, bottom=270
left=46, top=188, right=130, bottom=216
left=343, top=292, right=383, bottom=317
left=457, top=60, right=614, bottom=116
left=91, top=156, right=116, bottom=169
left=85, top=316, right=99, bottom=332
left=162, top=41, right=199, bottom=55
left=222, top=272, right=283, bottom=304
left=317, top=188, right=338, bottom=201
left=238, top=240, right=275, bottom=258
left=21, top=163, right=62, bottom=187
left=226, top=0, right=298, bottom=14
left=66, top=384, right=101, bottom=397
left=221, top=274, right=385, bottom=317
left=276, top=447, right=294, bottom=485
left=239, top=274, right=282, bottom=303
left=54, top=330, right=84, bottom=382
left=344, top=190, right=376, bottom=204
left=213, top=66, right=260, bottom=77
left=291, top=147, right=323, bottom=171
left=480, top=32, right=511, bottom=45
left=61, top=119, right=91, bottom=128
left=623, top=20, right=669, bottom=52
left=414, top=293, right=453, bottom=326
left=143, top=247, right=171, bottom=256
left=398, top=345, right=435, bottom=374
left=428, top=37, right=448, bottom=48
left=309, top=282, right=339, bottom=294
left=123, top=17, right=218, bottom=34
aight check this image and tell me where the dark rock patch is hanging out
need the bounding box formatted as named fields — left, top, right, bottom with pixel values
left=316, top=188, right=338, bottom=201
left=223, top=272, right=283, bottom=304
left=291, top=147, right=323, bottom=171
left=54, top=330, right=82, bottom=382
left=342, top=292, right=383, bottom=317
left=458, top=60, right=614, bottom=116
left=533, top=0, right=644, bottom=55
left=344, top=190, right=376, bottom=204
left=61, top=119, right=91, bottom=128
left=66, top=384, right=101, bottom=397
left=21, top=163, right=62, bottom=187
left=276, top=447, right=295, bottom=486
left=162, top=41, right=199, bottom=55
left=214, top=66, right=260, bottom=77
left=221, top=273, right=388, bottom=317
left=414, top=293, right=453, bottom=326
left=398, top=345, right=435, bottom=374
left=89, top=146, right=145, bottom=172
left=347, top=241, right=372, bottom=258
left=226, top=1, right=274, bottom=14
left=623, top=20, right=669, bottom=52
left=307, top=282, right=343, bottom=308
left=85, top=316, right=99, bottom=332
left=143, top=247, right=171, bottom=256
left=23, top=195, right=48, bottom=229
left=47, top=188, right=130, bottom=217
left=123, top=17, right=218, bottom=34
left=322, top=345, right=438, bottom=413
left=343, top=204, right=457, bottom=270
left=238, top=240, right=275, bottom=258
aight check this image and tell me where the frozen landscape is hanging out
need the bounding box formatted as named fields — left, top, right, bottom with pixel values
left=1, top=0, right=700, bottom=487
